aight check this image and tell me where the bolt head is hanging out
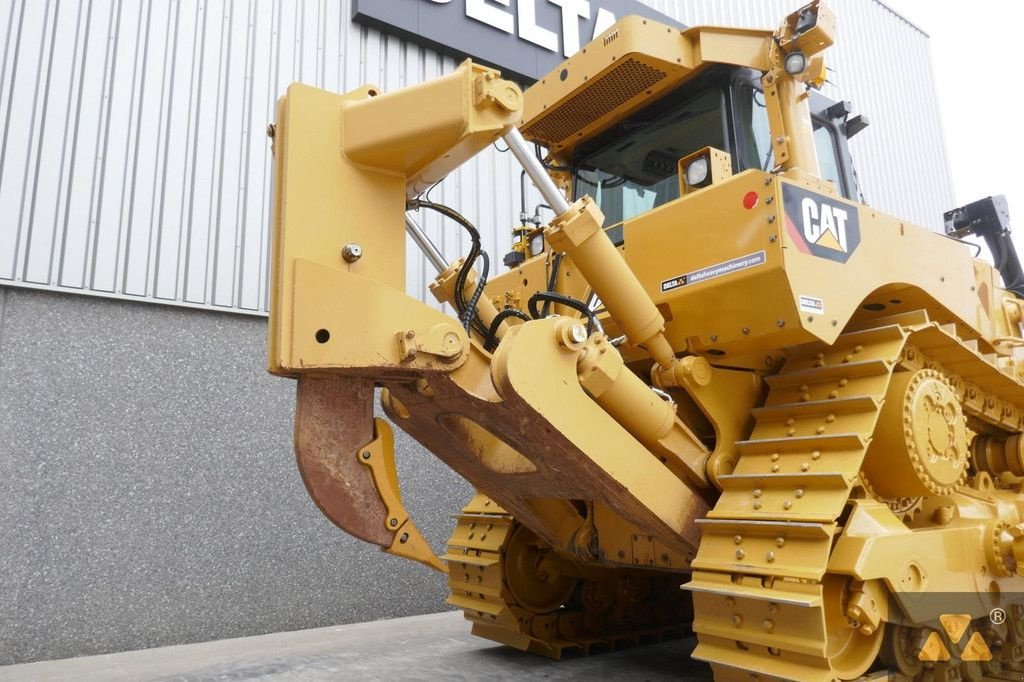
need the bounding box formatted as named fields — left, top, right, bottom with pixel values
left=570, top=324, right=588, bottom=344
left=342, top=243, right=363, bottom=263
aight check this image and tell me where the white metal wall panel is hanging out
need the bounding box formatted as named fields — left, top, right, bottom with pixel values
left=0, top=0, right=954, bottom=314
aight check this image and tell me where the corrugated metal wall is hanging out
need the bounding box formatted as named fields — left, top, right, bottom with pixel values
left=0, top=0, right=954, bottom=315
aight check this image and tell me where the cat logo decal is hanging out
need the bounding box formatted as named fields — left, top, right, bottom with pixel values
left=783, top=184, right=861, bottom=263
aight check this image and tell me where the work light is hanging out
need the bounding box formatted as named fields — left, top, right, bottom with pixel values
left=685, top=156, right=710, bottom=188
left=784, top=50, right=807, bottom=75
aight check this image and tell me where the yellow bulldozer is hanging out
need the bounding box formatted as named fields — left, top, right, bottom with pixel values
left=266, top=2, right=1024, bottom=679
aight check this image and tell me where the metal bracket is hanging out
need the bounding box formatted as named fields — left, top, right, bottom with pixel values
left=396, top=323, right=464, bottom=363
left=357, top=417, right=447, bottom=573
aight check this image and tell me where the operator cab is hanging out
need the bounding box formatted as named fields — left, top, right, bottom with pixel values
left=571, top=66, right=864, bottom=243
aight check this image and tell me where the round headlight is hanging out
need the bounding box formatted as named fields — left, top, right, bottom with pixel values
left=784, top=50, right=807, bottom=76
left=685, top=156, right=710, bottom=187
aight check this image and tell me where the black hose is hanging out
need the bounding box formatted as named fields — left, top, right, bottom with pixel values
left=528, top=291, right=599, bottom=334
left=483, top=308, right=532, bottom=351
left=534, top=142, right=572, bottom=172
left=406, top=198, right=488, bottom=336
left=461, top=251, right=489, bottom=333
left=541, top=253, right=563, bottom=317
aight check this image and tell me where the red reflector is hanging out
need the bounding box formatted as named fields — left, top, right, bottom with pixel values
left=743, top=191, right=759, bottom=209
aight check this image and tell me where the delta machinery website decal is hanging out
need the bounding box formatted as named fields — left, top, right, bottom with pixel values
left=661, top=251, right=766, bottom=293
left=782, top=184, right=861, bottom=263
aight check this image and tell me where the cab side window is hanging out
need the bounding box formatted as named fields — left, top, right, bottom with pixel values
left=737, top=84, right=849, bottom=198
left=812, top=121, right=846, bottom=196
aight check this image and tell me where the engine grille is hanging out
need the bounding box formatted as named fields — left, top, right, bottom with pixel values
left=522, top=58, right=668, bottom=148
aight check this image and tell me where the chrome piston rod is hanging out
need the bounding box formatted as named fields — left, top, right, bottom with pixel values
left=502, top=127, right=570, bottom=215
left=404, top=213, right=448, bottom=274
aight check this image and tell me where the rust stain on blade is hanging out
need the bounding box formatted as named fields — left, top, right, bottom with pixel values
left=295, top=375, right=391, bottom=546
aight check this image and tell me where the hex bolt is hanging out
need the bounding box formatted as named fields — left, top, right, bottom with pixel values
left=389, top=517, right=398, bottom=527
left=400, top=533, right=409, bottom=544
left=361, top=451, right=371, bottom=460
left=342, top=243, right=363, bottom=263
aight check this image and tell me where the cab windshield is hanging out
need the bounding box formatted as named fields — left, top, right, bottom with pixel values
left=571, top=74, right=850, bottom=230
left=573, top=88, right=725, bottom=227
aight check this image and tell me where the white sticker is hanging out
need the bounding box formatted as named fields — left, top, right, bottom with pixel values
left=660, top=251, right=766, bottom=293
left=798, top=295, right=824, bottom=314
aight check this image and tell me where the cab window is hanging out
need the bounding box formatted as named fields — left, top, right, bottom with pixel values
left=735, top=84, right=848, bottom=196
left=573, top=88, right=726, bottom=227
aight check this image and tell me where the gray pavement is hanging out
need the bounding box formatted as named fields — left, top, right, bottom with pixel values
left=0, top=612, right=713, bottom=681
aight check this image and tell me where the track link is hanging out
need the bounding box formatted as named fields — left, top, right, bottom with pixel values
left=690, top=316, right=1024, bottom=681
left=689, top=324, right=907, bottom=681
left=445, top=493, right=692, bottom=659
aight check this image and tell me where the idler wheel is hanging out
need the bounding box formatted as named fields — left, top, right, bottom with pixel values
left=863, top=369, right=968, bottom=498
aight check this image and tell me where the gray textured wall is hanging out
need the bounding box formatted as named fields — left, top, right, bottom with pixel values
left=0, top=287, right=470, bottom=665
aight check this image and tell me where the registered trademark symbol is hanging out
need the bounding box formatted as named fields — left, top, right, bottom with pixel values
left=990, top=607, right=1007, bottom=625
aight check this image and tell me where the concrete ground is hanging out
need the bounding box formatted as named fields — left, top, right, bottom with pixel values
left=0, top=612, right=714, bottom=681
